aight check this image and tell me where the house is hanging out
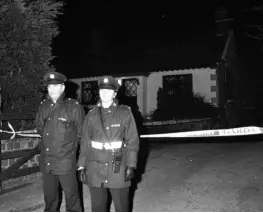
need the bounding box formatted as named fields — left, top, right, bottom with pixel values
left=70, top=68, right=217, bottom=117
left=70, top=7, right=238, bottom=120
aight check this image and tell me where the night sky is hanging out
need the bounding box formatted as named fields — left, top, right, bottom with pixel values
left=51, top=1, right=263, bottom=79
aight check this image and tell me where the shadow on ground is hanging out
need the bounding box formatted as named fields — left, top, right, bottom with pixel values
left=0, top=182, right=33, bottom=196
left=129, top=137, right=150, bottom=211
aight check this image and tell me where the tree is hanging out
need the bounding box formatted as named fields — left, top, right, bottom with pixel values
left=232, top=3, right=263, bottom=51
left=0, top=0, right=63, bottom=113
left=243, top=4, right=263, bottom=43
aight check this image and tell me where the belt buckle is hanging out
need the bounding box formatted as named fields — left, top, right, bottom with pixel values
left=102, top=143, right=108, bottom=151
left=104, top=143, right=112, bottom=150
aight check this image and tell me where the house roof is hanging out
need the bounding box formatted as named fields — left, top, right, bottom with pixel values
left=70, top=32, right=228, bottom=79
left=70, top=67, right=216, bottom=81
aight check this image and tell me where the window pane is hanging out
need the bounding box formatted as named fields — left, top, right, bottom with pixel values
left=82, top=81, right=99, bottom=105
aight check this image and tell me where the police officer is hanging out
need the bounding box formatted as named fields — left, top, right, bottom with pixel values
left=78, top=76, right=140, bottom=212
left=35, top=71, right=85, bottom=212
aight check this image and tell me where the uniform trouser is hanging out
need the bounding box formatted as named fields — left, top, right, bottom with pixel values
left=89, top=186, right=130, bottom=212
left=42, top=172, right=82, bottom=212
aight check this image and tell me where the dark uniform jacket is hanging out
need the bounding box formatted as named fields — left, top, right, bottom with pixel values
left=35, top=93, right=85, bottom=175
left=78, top=99, right=140, bottom=188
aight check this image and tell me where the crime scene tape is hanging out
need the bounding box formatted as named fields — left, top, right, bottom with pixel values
left=0, top=122, right=41, bottom=139
left=140, top=126, right=263, bottom=138
left=2, top=122, right=263, bottom=140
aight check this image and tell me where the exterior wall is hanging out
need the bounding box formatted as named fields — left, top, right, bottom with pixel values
left=70, top=67, right=217, bottom=117
left=1, top=138, right=40, bottom=171
left=117, top=76, right=145, bottom=115
left=146, top=68, right=217, bottom=115
left=70, top=75, right=147, bottom=115
left=69, top=76, right=99, bottom=103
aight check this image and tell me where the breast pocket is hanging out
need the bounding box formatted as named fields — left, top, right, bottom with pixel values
left=57, top=118, right=70, bottom=134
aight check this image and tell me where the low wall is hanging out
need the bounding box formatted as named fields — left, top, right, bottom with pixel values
left=142, top=118, right=213, bottom=134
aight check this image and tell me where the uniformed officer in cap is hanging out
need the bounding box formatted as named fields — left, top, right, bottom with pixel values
left=78, top=76, right=140, bottom=212
left=97, top=75, right=120, bottom=90
left=43, top=71, right=67, bottom=85
left=35, top=71, right=85, bottom=212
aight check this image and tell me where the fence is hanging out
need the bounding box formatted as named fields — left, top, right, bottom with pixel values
left=0, top=112, right=40, bottom=190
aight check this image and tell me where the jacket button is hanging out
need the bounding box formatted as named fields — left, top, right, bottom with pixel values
left=47, top=163, right=50, bottom=166
left=105, top=180, right=108, bottom=183
left=105, top=163, right=108, bottom=166
left=46, top=133, right=49, bottom=136
left=48, top=118, right=50, bottom=120
left=46, top=148, right=49, bottom=151
left=106, top=127, right=109, bottom=130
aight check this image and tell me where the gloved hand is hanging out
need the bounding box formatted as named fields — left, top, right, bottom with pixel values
left=78, top=168, right=87, bottom=183
left=125, top=166, right=135, bottom=182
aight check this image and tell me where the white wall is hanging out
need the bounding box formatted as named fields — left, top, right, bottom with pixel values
left=70, top=75, right=147, bottom=114
left=146, top=68, right=216, bottom=115
left=70, top=68, right=217, bottom=117
left=116, top=76, right=145, bottom=115
left=69, top=76, right=99, bottom=102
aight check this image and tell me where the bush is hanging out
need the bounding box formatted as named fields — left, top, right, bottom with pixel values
left=151, top=87, right=218, bottom=121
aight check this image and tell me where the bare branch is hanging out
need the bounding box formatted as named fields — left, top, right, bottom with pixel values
left=243, top=5, right=263, bottom=12
left=16, top=60, right=21, bottom=75
left=245, top=25, right=263, bottom=32
left=246, top=25, right=263, bottom=28
left=244, top=33, right=263, bottom=40
left=214, top=18, right=234, bottom=23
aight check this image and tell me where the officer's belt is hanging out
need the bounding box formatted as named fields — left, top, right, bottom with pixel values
left=91, top=141, right=123, bottom=150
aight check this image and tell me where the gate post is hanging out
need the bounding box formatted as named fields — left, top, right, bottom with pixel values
left=0, top=88, right=2, bottom=190
left=0, top=118, right=2, bottom=190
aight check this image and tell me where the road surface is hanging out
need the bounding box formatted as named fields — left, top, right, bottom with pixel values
left=1, top=138, right=263, bottom=211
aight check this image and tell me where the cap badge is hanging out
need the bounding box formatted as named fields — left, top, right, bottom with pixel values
left=50, top=74, right=55, bottom=79
left=103, top=78, right=108, bottom=83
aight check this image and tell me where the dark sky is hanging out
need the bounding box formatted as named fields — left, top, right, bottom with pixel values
left=51, top=1, right=263, bottom=79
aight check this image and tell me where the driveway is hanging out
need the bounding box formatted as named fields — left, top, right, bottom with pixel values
left=1, top=139, right=263, bottom=211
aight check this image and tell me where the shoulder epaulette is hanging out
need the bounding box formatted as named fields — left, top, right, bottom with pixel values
left=89, top=108, right=95, bottom=113
left=40, top=99, right=47, bottom=105
left=88, top=106, right=98, bottom=115
left=89, top=104, right=97, bottom=109
left=120, top=104, right=131, bottom=110
left=65, top=98, right=79, bottom=105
